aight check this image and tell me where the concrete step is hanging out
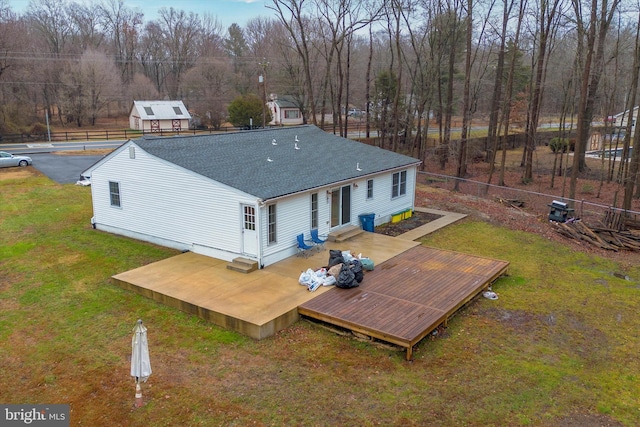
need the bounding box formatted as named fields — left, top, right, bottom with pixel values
left=328, top=225, right=365, bottom=243
left=226, top=257, right=258, bottom=273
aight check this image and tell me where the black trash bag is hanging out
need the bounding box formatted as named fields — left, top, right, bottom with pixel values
left=350, top=259, right=364, bottom=283
left=336, top=263, right=358, bottom=288
left=328, top=249, right=344, bottom=267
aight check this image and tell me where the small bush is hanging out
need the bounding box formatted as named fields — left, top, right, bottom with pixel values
left=582, top=183, right=594, bottom=194
left=549, top=137, right=569, bottom=153
left=30, top=123, right=49, bottom=134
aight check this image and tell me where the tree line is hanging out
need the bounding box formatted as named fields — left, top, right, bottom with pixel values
left=1, top=0, right=639, bottom=210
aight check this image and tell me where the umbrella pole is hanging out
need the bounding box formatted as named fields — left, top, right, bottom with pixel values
left=135, top=378, right=143, bottom=407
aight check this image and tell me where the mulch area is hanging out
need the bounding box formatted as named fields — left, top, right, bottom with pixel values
left=374, top=211, right=442, bottom=237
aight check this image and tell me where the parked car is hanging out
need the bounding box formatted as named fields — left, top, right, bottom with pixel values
left=0, top=151, right=32, bottom=168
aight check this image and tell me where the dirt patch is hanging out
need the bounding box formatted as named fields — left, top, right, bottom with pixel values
left=374, top=210, right=442, bottom=237
left=53, top=149, right=113, bottom=156
left=542, top=413, right=624, bottom=427
left=0, top=167, right=38, bottom=181
left=417, top=149, right=640, bottom=268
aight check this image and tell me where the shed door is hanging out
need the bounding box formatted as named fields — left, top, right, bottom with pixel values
left=242, top=205, right=258, bottom=257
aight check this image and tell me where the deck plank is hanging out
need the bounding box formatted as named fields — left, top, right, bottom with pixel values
left=299, top=246, right=509, bottom=359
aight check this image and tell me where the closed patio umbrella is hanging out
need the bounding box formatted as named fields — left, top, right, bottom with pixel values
left=131, top=319, right=151, bottom=407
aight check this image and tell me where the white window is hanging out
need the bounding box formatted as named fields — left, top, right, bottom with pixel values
left=391, top=171, right=407, bottom=198
left=311, top=193, right=318, bottom=229
left=284, top=109, right=300, bottom=119
left=367, top=179, right=373, bottom=199
left=243, top=205, right=256, bottom=231
left=109, top=181, right=121, bottom=207
left=268, top=204, right=277, bottom=244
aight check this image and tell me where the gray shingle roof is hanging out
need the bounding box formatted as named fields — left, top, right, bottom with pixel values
left=272, top=96, right=299, bottom=108
left=134, top=125, right=420, bottom=200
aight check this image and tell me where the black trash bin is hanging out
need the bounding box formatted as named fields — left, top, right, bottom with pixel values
left=359, top=213, right=375, bottom=232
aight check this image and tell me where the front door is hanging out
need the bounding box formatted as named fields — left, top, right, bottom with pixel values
left=241, top=204, right=258, bottom=257
left=330, top=185, right=351, bottom=228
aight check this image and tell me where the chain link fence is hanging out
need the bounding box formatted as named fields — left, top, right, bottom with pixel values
left=417, top=171, right=640, bottom=228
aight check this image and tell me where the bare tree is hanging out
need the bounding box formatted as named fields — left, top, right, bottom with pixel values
left=622, top=10, right=640, bottom=212
left=97, top=0, right=142, bottom=85
left=268, top=0, right=319, bottom=124
left=569, top=0, right=623, bottom=200
left=182, top=58, right=234, bottom=130
left=156, top=7, right=202, bottom=99
left=26, top=0, right=74, bottom=124
left=126, top=72, right=160, bottom=101
left=68, top=1, right=105, bottom=50
left=401, top=2, right=436, bottom=163
left=521, top=0, right=564, bottom=183
left=455, top=0, right=474, bottom=186
left=497, top=1, right=527, bottom=186
left=486, top=0, right=516, bottom=174
left=60, top=49, right=121, bottom=126
left=138, top=21, right=166, bottom=94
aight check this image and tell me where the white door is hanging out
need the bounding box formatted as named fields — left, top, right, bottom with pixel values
left=241, top=205, right=258, bottom=257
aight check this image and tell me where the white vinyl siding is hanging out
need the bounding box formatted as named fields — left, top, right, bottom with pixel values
left=351, top=168, right=417, bottom=226
left=90, top=141, right=418, bottom=267
left=91, top=144, right=256, bottom=256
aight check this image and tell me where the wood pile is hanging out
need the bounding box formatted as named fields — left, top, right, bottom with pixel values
left=552, top=220, right=640, bottom=251
left=603, top=208, right=640, bottom=231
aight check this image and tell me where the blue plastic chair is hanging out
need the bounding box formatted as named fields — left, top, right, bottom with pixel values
left=296, top=233, right=315, bottom=257
left=310, top=229, right=326, bottom=251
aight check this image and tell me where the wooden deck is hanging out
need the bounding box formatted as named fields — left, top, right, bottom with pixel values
left=298, top=246, right=509, bottom=360
left=111, top=231, right=421, bottom=340
left=110, top=207, right=499, bottom=358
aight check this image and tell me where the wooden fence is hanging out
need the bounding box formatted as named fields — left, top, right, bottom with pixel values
left=0, top=126, right=247, bottom=145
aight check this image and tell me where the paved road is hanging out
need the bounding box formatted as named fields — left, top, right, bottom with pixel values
left=1, top=140, right=124, bottom=155
left=30, top=153, right=104, bottom=184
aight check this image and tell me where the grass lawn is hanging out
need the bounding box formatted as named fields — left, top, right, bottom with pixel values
left=1, top=168, right=639, bottom=426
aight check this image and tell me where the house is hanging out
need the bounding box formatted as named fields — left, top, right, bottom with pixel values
left=267, top=95, right=304, bottom=126
left=129, top=100, right=192, bottom=132
left=84, top=125, right=421, bottom=268
left=608, top=106, right=637, bottom=130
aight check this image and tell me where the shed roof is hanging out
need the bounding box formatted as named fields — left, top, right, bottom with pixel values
left=271, top=96, right=300, bottom=109
left=131, top=100, right=192, bottom=120
left=133, top=125, right=420, bottom=201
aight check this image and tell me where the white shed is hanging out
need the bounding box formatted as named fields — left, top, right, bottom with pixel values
left=267, top=95, right=304, bottom=126
left=129, top=100, right=192, bottom=132
left=84, top=125, right=420, bottom=268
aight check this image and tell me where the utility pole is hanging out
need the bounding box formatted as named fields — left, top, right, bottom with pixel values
left=258, top=58, right=269, bottom=128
